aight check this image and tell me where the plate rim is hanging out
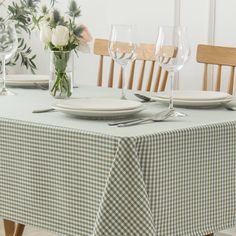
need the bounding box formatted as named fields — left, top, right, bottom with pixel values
left=152, top=96, right=233, bottom=107
left=153, top=90, right=232, bottom=101
left=54, top=98, right=143, bottom=111
left=4, top=74, right=49, bottom=85
left=52, top=104, right=144, bottom=117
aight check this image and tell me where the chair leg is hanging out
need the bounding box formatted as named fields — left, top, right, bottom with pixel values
left=3, top=219, right=15, bottom=236
left=205, top=234, right=214, bottom=236
left=13, top=224, right=25, bottom=236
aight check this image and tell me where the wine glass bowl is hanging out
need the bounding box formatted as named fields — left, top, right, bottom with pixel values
left=109, top=24, right=136, bottom=99
left=109, top=41, right=136, bottom=66
left=0, top=21, right=18, bottom=96
left=155, top=26, right=190, bottom=116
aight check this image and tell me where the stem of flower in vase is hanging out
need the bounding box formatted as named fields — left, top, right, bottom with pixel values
left=50, top=51, right=72, bottom=98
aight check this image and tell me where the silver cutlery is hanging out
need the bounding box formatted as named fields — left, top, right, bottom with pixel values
left=109, top=118, right=144, bottom=126
left=225, top=105, right=236, bottom=111
left=134, top=93, right=156, bottom=102
left=109, top=110, right=172, bottom=127
left=118, top=110, right=173, bottom=127
left=32, top=108, right=55, bottom=113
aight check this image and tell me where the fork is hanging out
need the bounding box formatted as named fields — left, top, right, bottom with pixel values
left=118, top=110, right=173, bottom=127
left=109, top=110, right=172, bottom=127
left=32, top=108, right=55, bottom=113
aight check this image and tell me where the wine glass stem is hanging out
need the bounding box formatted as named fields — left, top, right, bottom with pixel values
left=169, top=71, right=175, bottom=111
left=2, top=56, right=6, bottom=91
left=121, top=65, right=126, bottom=100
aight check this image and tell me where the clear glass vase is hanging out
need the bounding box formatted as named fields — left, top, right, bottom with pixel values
left=50, top=51, right=73, bottom=99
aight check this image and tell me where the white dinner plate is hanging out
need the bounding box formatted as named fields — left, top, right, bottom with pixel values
left=52, top=104, right=144, bottom=118
left=5, top=74, right=49, bottom=86
left=55, top=98, right=143, bottom=111
left=155, top=90, right=231, bottom=101
left=152, top=96, right=233, bottom=108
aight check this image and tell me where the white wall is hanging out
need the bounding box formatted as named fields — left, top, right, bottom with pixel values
left=178, top=0, right=210, bottom=90
left=214, top=0, right=236, bottom=94
left=21, top=0, right=176, bottom=86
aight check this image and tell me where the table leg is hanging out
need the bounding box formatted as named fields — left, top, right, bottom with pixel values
left=3, top=219, right=15, bottom=236
left=13, top=224, right=25, bottom=236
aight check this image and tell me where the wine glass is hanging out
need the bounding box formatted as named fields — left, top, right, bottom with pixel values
left=0, top=21, right=18, bottom=96
left=155, top=26, right=190, bottom=116
left=109, top=24, right=136, bottom=100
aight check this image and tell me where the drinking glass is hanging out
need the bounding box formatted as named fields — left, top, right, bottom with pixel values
left=0, top=21, right=18, bottom=96
left=155, top=26, right=190, bottom=116
left=109, top=24, right=136, bottom=99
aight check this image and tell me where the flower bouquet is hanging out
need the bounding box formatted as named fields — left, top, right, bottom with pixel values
left=38, top=0, right=92, bottom=98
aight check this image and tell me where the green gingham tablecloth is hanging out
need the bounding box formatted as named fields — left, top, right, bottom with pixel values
left=0, top=87, right=236, bottom=236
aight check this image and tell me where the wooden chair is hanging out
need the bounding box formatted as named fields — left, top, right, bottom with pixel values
left=197, top=44, right=236, bottom=95
left=94, top=38, right=172, bottom=92
left=3, top=220, right=25, bottom=236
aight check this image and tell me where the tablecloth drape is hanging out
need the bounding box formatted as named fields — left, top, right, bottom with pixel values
left=1, top=116, right=236, bottom=236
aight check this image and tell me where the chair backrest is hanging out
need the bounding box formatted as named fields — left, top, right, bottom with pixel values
left=196, top=44, right=236, bottom=95
left=94, top=38, right=173, bottom=92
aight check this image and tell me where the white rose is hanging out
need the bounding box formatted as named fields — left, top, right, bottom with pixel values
left=51, top=25, right=69, bottom=47
left=40, top=23, right=52, bottom=44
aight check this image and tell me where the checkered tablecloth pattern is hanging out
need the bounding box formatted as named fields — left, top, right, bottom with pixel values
left=0, top=117, right=236, bottom=236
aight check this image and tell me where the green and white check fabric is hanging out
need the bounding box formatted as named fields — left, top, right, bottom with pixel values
left=0, top=118, right=236, bottom=236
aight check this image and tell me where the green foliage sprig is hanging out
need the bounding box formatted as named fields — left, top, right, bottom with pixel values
left=68, top=0, right=81, bottom=20
left=0, top=0, right=55, bottom=73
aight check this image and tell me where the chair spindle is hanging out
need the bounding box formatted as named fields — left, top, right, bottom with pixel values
left=215, top=64, right=222, bottom=91
left=137, top=60, right=146, bottom=90
left=203, top=63, right=208, bottom=90
left=153, top=67, right=162, bottom=92
left=128, top=61, right=136, bottom=90
left=228, top=66, right=235, bottom=95
left=118, top=67, right=123, bottom=89
left=146, top=61, right=155, bottom=92
left=108, top=59, right=115, bottom=87
left=97, top=55, right=104, bottom=86
left=160, top=71, right=168, bottom=91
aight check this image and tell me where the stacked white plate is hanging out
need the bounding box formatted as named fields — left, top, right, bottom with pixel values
left=5, top=74, right=49, bottom=87
left=152, top=90, right=233, bottom=108
left=52, top=98, right=144, bottom=118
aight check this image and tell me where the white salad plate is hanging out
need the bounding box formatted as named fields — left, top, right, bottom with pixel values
left=52, top=105, right=144, bottom=118
left=155, top=90, right=231, bottom=101
left=52, top=98, right=144, bottom=118
left=5, top=74, right=49, bottom=86
left=152, top=96, right=233, bottom=108
left=54, top=98, right=143, bottom=111
left=150, top=90, right=233, bottom=108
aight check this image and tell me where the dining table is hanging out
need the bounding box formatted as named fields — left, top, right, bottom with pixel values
left=0, top=85, right=236, bottom=236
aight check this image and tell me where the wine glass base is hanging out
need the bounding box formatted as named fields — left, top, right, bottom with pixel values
left=162, top=108, right=187, bottom=118
left=0, top=88, right=16, bottom=96
left=168, top=108, right=187, bottom=117
left=120, top=95, right=127, bottom=100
